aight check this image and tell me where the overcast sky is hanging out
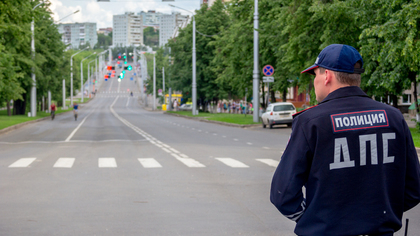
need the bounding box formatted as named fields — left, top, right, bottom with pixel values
left=49, top=0, right=201, bottom=29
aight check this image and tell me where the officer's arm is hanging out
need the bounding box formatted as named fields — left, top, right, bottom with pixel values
left=403, top=122, right=420, bottom=211
left=270, top=123, right=311, bottom=221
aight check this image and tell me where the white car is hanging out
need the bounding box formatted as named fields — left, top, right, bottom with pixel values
left=261, top=102, right=296, bottom=128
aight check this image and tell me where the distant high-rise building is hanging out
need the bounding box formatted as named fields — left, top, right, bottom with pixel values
left=159, top=12, right=189, bottom=47
left=138, top=10, right=161, bottom=28
left=113, top=12, right=143, bottom=47
left=57, top=22, right=97, bottom=49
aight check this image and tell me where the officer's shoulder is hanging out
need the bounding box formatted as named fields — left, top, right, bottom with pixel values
left=292, top=105, right=318, bottom=119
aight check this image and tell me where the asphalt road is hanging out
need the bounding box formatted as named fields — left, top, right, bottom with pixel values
left=0, top=68, right=419, bottom=236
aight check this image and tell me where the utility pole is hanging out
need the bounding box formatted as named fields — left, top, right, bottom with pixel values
left=153, top=54, right=156, bottom=110
left=252, top=0, right=260, bottom=122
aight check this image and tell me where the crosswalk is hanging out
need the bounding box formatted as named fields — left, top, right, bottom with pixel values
left=7, top=157, right=279, bottom=169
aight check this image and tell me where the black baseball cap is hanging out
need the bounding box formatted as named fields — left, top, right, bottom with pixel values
left=301, top=44, right=365, bottom=75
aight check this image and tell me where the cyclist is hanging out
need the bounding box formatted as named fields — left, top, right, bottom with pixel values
left=73, top=102, right=78, bottom=121
left=50, top=102, right=56, bottom=120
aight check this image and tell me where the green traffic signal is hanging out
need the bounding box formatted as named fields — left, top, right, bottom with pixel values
left=127, top=65, right=132, bottom=71
left=122, top=70, right=126, bottom=74
left=124, top=61, right=127, bottom=64
left=124, top=55, right=126, bottom=59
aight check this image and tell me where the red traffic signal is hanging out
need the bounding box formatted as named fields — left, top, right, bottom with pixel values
left=117, top=61, right=120, bottom=64
left=104, top=75, right=109, bottom=79
left=118, top=55, right=121, bottom=59
left=112, top=70, right=116, bottom=73
left=107, top=66, right=115, bottom=70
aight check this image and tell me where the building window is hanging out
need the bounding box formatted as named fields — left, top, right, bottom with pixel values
left=402, top=94, right=412, bottom=104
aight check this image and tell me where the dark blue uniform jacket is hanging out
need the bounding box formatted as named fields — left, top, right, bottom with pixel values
left=270, top=86, right=420, bottom=236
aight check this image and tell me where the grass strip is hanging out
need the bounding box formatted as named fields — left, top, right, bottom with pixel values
left=410, top=128, right=420, bottom=148
left=166, top=111, right=260, bottom=125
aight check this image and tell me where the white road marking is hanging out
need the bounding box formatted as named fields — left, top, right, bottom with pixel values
left=161, top=148, right=171, bottom=153
left=54, top=158, right=75, bottom=168
left=216, top=158, right=249, bottom=168
left=172, top=154, right=205, bottom=168
left=126, top=97, right=130, bottom=107
left=222, top=136, right=226, bottom=138
left=65, top=108, right=96, bottom=142
left=138, top=158, right=162, bottom=168
left=233, top=139, right=239, bottom=141
left=263, top=147, right=270, bottom=149
left=247, top=142, right=253, bottom=145
left=213, top=133, right=217, bottom=136
left=168, top=148, right=180, bottom=154
left=256, top=159, right=279, bottom=167
left=98, top=158, right=117, bottom=168
left=9, top=158, right=36, bottom=168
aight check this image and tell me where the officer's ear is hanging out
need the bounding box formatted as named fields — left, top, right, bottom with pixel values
left=324, top=69, right=334, bottom=86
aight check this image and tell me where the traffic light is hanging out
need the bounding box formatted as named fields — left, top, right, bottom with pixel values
left=107, top=66, right=115, bottom=70
left=124, top=55, right=126, bottom=59
left=124, top=61, right=127, bottom=64
left=118, top=55, right=121, bottom=59
left=123, top=65, right=132, bottom=71
left=104, top=75, right=109, bottom=79
left=117, top=61, right=120, bottom=64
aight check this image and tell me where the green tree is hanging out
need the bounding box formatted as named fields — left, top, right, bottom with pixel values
left=143, top=27, right=159, bottom=48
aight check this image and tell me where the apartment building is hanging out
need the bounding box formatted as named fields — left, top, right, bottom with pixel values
left=138, top=10, right=161, bottom=28
left=113, top=12, right=143, bottom=47
left=57, top=22, right=97, bottom=49
left=97, top=27, right=113, bottom=36
left=159, top=12, right=189, bottom=47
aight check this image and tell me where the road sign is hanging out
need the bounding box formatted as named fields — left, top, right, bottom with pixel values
left=133, top=73, right=136, bottom=76
left=262, top=76, right=274, bottom=83
left=130, top=77, right=133, bottom=81
left=158, top=89, right=162, bottom=96
left=263, top=65, right=274, bottom=76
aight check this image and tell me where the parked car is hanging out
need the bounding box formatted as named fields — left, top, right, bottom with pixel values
left=261, top=102, right=296, bottom=128
left=178, top=104, right=192, bottom=111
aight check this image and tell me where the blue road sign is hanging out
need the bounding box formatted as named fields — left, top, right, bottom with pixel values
left=105, top=78, right=108, bottom=81
left=133, top=73, right=136, bottom=76
left=130, top=77, right=133, bottom=81
left=108, top=73, right=111, bottom=76
left=263, top=65, right=274, bottom=76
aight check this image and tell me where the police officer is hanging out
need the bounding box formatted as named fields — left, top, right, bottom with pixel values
left=270, top=44, right=420, bottom=236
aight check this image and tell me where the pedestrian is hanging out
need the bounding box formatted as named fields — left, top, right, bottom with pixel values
left=50, top=102, right=56, bottom=120
left=228, top=102, right=231, bottom=113
left=217, top=102, right=221, bottom=113
left=223, top=102, right=227, bottom=113
left=232, top=102, right=236, bottom=114
left=270, top=44, right=420, bottom=236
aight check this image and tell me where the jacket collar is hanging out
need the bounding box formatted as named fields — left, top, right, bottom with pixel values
left=319, top=86, right=369, bottom=105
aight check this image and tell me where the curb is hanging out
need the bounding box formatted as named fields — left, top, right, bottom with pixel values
left=163, top=112, right=261, bottom=129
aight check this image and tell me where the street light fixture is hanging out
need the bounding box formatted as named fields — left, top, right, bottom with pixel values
left=70, top=46, right=89, bottom=106
left=81, top=52, right=96, bottom=102
left=168, top=4, right=197, bottom=115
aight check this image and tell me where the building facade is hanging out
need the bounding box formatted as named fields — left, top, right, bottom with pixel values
left=97, top=27, right=112, bottom=36
left=138, top=10, right=161, bottom=28
left=113, top=12, right=143, bottom=47
left=57, top=22, right=97, bottom=49
left=159, top=12, right=189, bottom=47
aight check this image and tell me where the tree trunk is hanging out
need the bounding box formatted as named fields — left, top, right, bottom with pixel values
left=390, top=94, right=398, bottom=109
left=282, top=89, right=287, bottom=102
left=270, top=90, right=276, bottom=103
left=13, top=99, right=26, bottom=115
left=6, top=100, right=11, bottom=116
left=409, top=71, right=419, bottom=115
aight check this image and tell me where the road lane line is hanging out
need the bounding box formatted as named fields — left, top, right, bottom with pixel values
left=126, top=97, right=130, bottom=107
left=256, top=159, right=279, bottom=167
left=98, top=158, right=117, bottom=168
left=65, top=109, right=95, bottom=142
left=54, top=158, right=75, bottom=168
left=215, top=158, right=249, bottom=168
left=9, top=158, right=37, bottom=168
left=110, top=96, right=205, bottom=168
left=138, top=158, right=162, bottom=168
left=247, top=142, right=253, bottom=145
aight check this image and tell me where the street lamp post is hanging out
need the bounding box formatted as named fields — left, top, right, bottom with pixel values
left=88, top=59, right=95, bottom=98
left=81, top=52, right=96, bottom=102
left=70, top=47, right=89, bottom=106
left=169, top=4, right=197, bottom=115
left=30, top=1, right=44, bottom=117
left=252, top=0, right=260, bottom=122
